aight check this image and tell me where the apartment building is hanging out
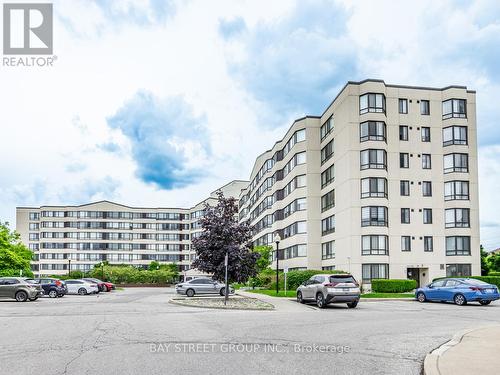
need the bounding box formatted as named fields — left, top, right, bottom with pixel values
left=16, top=180, right=248, bottom=277
left=238, top=79, right=479, bottom=287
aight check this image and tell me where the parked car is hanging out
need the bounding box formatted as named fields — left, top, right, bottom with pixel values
left=296, top=274, right=361, bottom=308
left=82, top=278, right=115, bottom=292
left=416, top=278, right=500, bottom=306
left=64, top=279, right=99, bottom=295
left=175, top=278, right=234, bottom=297
left=24, top=278, right=67, bottom=298
left=0, top=277, right=44, bottom=302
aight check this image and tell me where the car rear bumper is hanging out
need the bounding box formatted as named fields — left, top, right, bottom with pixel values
left=325, top=293, right=360, bottom=304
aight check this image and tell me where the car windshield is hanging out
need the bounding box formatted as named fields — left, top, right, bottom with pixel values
left=329, top=275, right=356, bottom=284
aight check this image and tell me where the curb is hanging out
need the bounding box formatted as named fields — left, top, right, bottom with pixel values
left=169, top=297, right=275, bottom=311
left=423, top=327, right=484, bottom=375
left=360, top=298, right=415, bottom=302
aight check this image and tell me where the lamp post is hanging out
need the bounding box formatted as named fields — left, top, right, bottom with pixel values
left=68, top=259, right=72, bottom=277
left=274, top=232, right=281, bottom=295
left=101, top=262, right=105, bottom=281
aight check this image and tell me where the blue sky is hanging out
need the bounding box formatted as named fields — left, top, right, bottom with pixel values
left=1, top=0, right=500, bottom=249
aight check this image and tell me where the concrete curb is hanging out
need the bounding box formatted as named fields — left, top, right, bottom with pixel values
left=360, top=298, right=415, bottom=302
left=423, top=327, right=485, bottom=375
left=169, top=297, right=275, bottom=311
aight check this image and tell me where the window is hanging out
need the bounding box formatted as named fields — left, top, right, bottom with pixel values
left=361, top=206, right=388, bottom=227
left=321, top=116, right=334, bottom=141
left=422, top=181, right=432, bottom=197
left=282, top=129, right=306, bottom=157
left=399, top=126, right=409, bottom=141
left=443, top=126, right=467, bottom=146
left=322, top=241, right=335, bottom=259
left=444, top=181, right=469, bottom=200
left=29, top=233, right=39, bottom=241
left=446, top=264, right=471, bottom=277
left=361, top=177, right=388, bottom=198
left=422, top=154, right=431, bottom=169
left=321, top=140, right=334, bottom=164
left=445, top=208, right=470, bottom=228
left=284, top=244, right=307, bottom=259
left=29, top=212, right=39, bottom=220
left=321, top=190, right=335, bottom=212
left=444, top=153, right=468, bottom=173
left=362, top=264, right=389, bottom=282
left=401, top=208, right=410, bottom=224
left=423, top=208, right=433, bottom=224
left=360, top=149, right=387, bottom=170
left=362, top=235, right=388, bottom=255
left=360, top=121, right=386, bottom=142
left=400, top=180, right=410, bottom=196
left=29, top=223, right=39, bottom=230
left=401, top=236, right=411, bottom=251
left=360, top=93, right=386, bottom=114
left=421, top=127, right=431, bottom=142
left=420, top=100, right=430, bottom=115
left=442, top=99, right=466, bottom=119
left=282, top=221, right=307, bottom=238
left=399, top=98, right=408, bottom=114
left=424, top=236, right=433, bottom=252
left=400, top=153, right=409, bottom=168
left=321, top=164, right=334, bottom=188
left=321, top=215, right=335, bottom=235
left=446, top=236, right=471, bottom=255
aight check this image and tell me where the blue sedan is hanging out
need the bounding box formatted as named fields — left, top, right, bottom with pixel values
left=416, top=278, right=500, bottom=306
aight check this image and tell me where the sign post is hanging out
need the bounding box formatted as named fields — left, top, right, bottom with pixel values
left=224, top=252, right=229, bottom=305
left=284, top=267, right=289, bottom=297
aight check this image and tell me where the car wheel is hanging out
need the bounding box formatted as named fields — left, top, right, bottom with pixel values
left=78, top=288, right=87, bottom=295
left=416, top=292, right=426, bottom=303
left=316, top=293, right=325, bottom=308
left=103, top=285, right=109, bottom=292
left=219, top=288, right=227, bottom=296
left=347, top=301, right=358, bottom=308
left=15, top=291, right=28, bottom=302
left=48, top=290, right=58, bottom=298
left=454, top=293, right=467, bottom=306
left=186, top=289, right=195, bottom=297
left=297, top=291, right=305, bottom=304
left=479, top=300, right=491, bottom=306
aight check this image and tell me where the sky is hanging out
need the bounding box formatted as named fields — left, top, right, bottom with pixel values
left=1, top=0, right=500, bottom=249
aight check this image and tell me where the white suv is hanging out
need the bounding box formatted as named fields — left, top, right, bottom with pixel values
left=296, top=274, right=360, bottom=308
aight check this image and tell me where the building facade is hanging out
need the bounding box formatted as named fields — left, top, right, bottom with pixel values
left=238, top=80, right=480, bottom=287
left=16, top=180, right=248, bottom=277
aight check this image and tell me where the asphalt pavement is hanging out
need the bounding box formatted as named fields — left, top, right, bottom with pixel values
left=1, top=287, right=499, bottom=375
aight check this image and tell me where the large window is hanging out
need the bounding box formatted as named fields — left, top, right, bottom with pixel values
left=424, top=236, right=433, bottom=252
left=422, top=181, right=432, bottom=197
left=400, top=180, right=410, bottom=196
left=421, top=127, right=431, bottom=142
left=401, top=236, right=411, bottom=251
left=321, top=215, right=335, bottom=235
left=321, top=116, right=334, bottom=141
left=283, top=129, right=306, bottom=157
left=360, top=121, right=386, bottom=142
left=321, top=139, right=334, bottom=164
left=442, top=99, right=466, bottom=119
left=321, top=164, right=334, bottom=188
left=400, top=153, right=409, bottom=168
left=444, top=181, right=469, bottom=200
left=360, top=93, right=386, bottom=114
left=423, top=208, right=433, bottom=224
left=445, top=208, right=470, bottom=228
left=321, top=190, right=335, bottom=212
left=443, top=126, right=467, bottom=146
left=446, top=264, right=471, bottom=277
left=361, top=177, right=387, bottom=198
left=399, top=125, right=409, bottom=141
left=284, top=244, right=307, bottom=259
left=399, top=98, right=408, bottom=114
left=444, top=153, right=468, bottom=173
left=401, top=208, right=410, bottom=224
left=282, top=221, right=307, bottom=239
left=446, top=236, right=471, bottom=255
left=362, top=264, right=389, bottom=282
left=282, top=151, right=306, bottom=177
left=422, top=154, right=432, bottom=169
left=322, top=241, right=335, bottom=259
left=420, top=100, right=430, bottom=115
left=360, top=149, right=387, bottom=170
left=361, top=206, right=388, bottom=227
left=362, top=235, right=388, bottom=255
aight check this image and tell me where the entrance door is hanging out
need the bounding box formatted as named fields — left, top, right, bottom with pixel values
left=407, top=268, right=420, bottom=287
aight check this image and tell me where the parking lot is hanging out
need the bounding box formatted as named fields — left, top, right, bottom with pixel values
left=1, top=287, right=499, bottom=375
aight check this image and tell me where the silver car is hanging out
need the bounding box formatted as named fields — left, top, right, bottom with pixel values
left=175, top=278, right=234, bottom=297
left=296, top=274, right=360, bottom=308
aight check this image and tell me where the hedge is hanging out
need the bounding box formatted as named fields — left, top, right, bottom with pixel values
left=371, top=279, right=417, bottom=293
left=268, top=269, right=347, bottom=290
left=433, top=276, right=500, bottom=289
left=488, top=271, right=500, bottom=277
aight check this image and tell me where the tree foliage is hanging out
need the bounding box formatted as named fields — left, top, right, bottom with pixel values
left=0, top=222, right=34, bottom=277
left=192, top=191, right=259, bottom=283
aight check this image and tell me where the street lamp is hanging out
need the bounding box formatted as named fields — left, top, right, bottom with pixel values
left=68, top=259, right=72, bottom=277
left=274, top=232, right=281, bottom=295
left=101, top=262, right=105, bottom=281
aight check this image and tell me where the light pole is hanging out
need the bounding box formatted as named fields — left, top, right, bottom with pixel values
left=101, top=262, right=105, bottom=281
left=68, top=259, right=72, bottom=277
left=274, top=232, right=281, bottom=295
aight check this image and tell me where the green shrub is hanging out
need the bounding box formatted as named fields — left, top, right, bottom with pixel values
left=371, top=279, right=417, bottom=293
left=268, top=269, right=347, bottom=290
left=488, top=271, right=500, bottom=277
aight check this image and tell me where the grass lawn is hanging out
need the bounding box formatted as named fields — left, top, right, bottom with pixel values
left=361, top=292, right=415, bottom=299
left=246, top=289, right=297, bottom=298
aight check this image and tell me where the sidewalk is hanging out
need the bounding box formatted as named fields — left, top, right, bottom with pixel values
left=424, top=325, right=500, bottom=375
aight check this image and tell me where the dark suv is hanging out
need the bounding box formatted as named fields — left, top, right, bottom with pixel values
left=25, top=278, right=67, bottom=298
